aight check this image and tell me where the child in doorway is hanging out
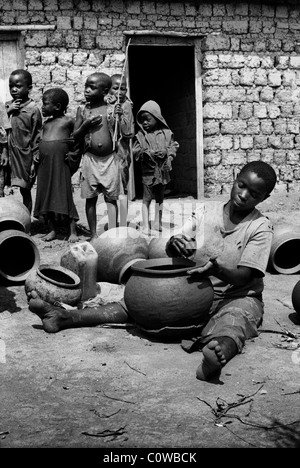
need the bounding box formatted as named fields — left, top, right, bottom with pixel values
left=6, top=69, right=42, bottom=214
left=105, top=74, right=135, bottom=226
left=33, top=88, right=79, bottom=242
left=0, top=99, right=11, bottom=197
left=73, top=72, right=121, bottom=240
left=132, top=100, right=179, bottom=235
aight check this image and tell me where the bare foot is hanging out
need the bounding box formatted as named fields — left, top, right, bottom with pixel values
left=68, top=234, right=79, bottom=243
left=196, top=337, right=237, bottom=381
left=89, top=234, right=99, bottom=243
left=28, top=291, right=73, bottom=333
left=43, top=230, right=56, bottom=242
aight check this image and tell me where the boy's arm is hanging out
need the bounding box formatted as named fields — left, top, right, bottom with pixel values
left=116, top=101, right=135, bottom=139
left=167, top=133, right=179, bottom=160
left=31, top=108, right=42, bottom=164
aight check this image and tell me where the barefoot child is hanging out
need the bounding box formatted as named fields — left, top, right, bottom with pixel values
left=73, top=72, right=121, bottom=240
left=6, top=69, right=42, bottom=213
left=33, top=88, right=79, bottom=242
left=166, top=161, right=277, bottom=381
left=132, top=100, right=179, bottom=235
left=105, top=74, right=134, bottom=226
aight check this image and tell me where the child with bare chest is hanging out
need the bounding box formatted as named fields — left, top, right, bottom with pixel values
left=73, top=72, right=121, bottom=240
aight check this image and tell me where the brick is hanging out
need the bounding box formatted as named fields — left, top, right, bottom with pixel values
left=203, top=103, right=232, bottom=119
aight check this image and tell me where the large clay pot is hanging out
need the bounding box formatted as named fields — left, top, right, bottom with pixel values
left=0, top=196, right=31, bottom=233
left=268, top=223, right=300, bottom=274
left=0, top=229, right=40, bottom=283
left=91, top=226, right=149, bottom=284
left=124, top=257, right=214, bottom=338
left=25, top=264, right=82, bottom=306
left=292, top=280, right=300, bottom=317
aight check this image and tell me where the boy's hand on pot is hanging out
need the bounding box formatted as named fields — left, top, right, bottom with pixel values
left=166, top=235, right=196, bottom=258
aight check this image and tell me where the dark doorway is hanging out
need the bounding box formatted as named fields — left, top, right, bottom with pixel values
left=128, top=45, right=197, bottom=199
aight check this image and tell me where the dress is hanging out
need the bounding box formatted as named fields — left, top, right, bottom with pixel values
left=34, top=139, right=79, bottom=220
left=6, top=99, right=42, bottom=189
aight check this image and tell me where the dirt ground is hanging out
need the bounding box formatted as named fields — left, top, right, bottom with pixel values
left=1, top=185, right=300, bottom=450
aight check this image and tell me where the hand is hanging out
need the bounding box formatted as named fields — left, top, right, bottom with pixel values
left=187, top=257, right=218, bottom=276
left=114, top=103, right=123, bottom=115
left=0, top=153, right=8, bottom=166
left=89, top=114, right=102, bottom=127
left=155, top=149, right=167, bottom=159
left=7, top=99, right=22, bottom=113
left=166, top=234, right=196, bottom=258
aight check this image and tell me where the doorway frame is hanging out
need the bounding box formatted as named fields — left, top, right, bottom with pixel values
left=124, top=31, right=205, bottom=200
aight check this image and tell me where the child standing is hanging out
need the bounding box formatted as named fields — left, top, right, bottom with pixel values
left=0, top=99, right=11, bottom=197
left=132, top=100, right=179, bottom=235
left=33, top=88, right=79, bottom=242
left=73, top=72, right=121, bottom=240
left=6, top=69, right=42, bottom=214
left=106, top=74, right=134, bottom=226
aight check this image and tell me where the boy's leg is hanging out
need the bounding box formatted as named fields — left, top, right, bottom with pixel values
left=196, top=296, right=263, bottom=381
left=43, top=213, right=56, bottom=242
left=85, top=196, right=98, bottom=241
left=152, top=184, right=165, bottom=231
left=68, top=218, right=79, bottom=243
left=28, top=291, right=129, bottom=333
left=106, top=199, right=118, bottom=230
left=119, top=194, right=128, bottom=227
left=141, top=183, right=152, bottom=235
left=20, top=187, right=32, bottom=214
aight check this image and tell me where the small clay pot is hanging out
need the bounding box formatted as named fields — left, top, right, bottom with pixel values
left=124, top=257, right=214, bottom=338
left=25, top=264, right=82, bottom=306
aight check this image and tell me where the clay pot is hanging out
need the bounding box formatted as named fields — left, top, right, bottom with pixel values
left=91, top=226, right=149, bottom=284
left=0, top=229, right=40, bottom=283
left=148, top=237, right=169, bottom=259
left=25, top=264, right=82, bottom=306
left=292, top=280, right=300, bottom=316
left=124, top=257, right=214, bottom=338
left=268, top=223, right=300, bottom=274
left=0, top=196, right=31, bottom=233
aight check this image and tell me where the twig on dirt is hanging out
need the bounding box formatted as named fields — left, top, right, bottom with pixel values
left=0, top=430, right=9, bottom=436
left=82, top=425, right=127, bottom=439
left=276, top=298, right=294, bottom=310
left=259, top=328, right=298, bottom=339
left=282, top=389, right=300, bottom=396
left=197, top=385, right=300, bottom=430
left=90, top=408, right=121, bottom=418
left=197, top=385, right=263, bottom=423
left=124, top=360, right=146, bottom=376
left=274, top=318, right=298, bottom=339
left=97, top=390, right=136, bottom=405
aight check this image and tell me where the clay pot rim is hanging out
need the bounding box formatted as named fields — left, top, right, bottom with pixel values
left=37, top=264, right=81, bottom=288
left=130, top=257, right=197, bottom=275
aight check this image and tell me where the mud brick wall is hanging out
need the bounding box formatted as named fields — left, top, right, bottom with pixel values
left=1, top=0, right=300, bottom=194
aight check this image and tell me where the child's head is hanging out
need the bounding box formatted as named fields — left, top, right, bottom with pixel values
left=84, top=72, right=112, bottom=104
left=109, top=74, right=127, bottom=103
left=42, top=88, right=69, bottom=117
left=138, top=111, right=159, bottom=133
left=231, top=161, right=277, bottom=212
left=9, top=69, right=32, bottom=102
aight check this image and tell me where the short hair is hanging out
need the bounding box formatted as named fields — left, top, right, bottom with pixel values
left=111, top=73, right=126, bottom=83
left=238, top=161, right=277, bottom=194
left=10, top=69, right=32, bottom=86
left=89, top=72, right=112, bottom=90
left=43, top=88, right=69, bottom=112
